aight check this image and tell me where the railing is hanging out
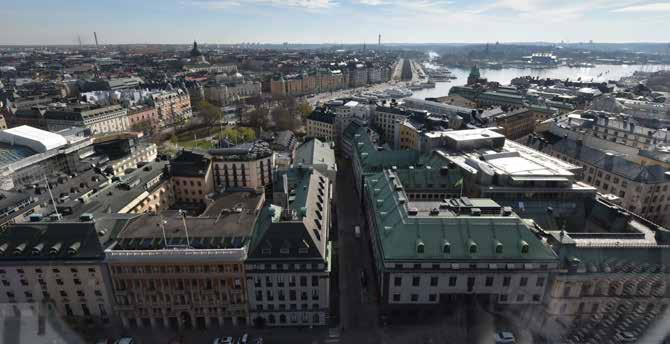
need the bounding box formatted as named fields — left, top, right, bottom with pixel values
left=106, top=248, right=247, bottom=261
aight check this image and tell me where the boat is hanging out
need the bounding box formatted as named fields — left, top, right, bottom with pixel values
left=384, top=87, right=413, bottom=98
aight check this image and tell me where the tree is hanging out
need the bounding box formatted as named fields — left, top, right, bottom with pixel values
left=247, top=107, right=270, bottom=129
left=238, top=127, right=256, bottom=141
left=221, top=127, right=240, bottom=143
left=197, top=100, right=221, bottom=127
left=296, top=101, right=313, bottom=118
left=271, top=106, right=296, bottom=131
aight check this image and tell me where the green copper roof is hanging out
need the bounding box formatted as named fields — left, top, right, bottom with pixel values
left=351, top=126, right=420, bottom=171
left=365, top=170, right=558, bottom=262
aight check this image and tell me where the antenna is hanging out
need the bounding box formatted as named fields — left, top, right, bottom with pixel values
left=94, top=32, right=99, bottom=48
left=178, top=209, right=191, bottom=248
left=44, top=175, right=61, bottom=220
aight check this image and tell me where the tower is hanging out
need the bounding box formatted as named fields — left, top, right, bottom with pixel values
left=467, top=65, right=481, bottom=86
left=378, top=34, right=381, bottom=47
left=94, top=32, right=99, bottom=48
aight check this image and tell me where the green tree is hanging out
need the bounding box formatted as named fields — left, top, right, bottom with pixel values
left=222, top=127, right=240, bottom=143
left=296, top=101, right=313, bottom=118
left=238, top=127, right=256, bottom=141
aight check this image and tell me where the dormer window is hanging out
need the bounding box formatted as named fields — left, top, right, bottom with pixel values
left=520, top=240, right=529, bottom=254
left=280, top=248, right=289, bottom=255
left=468, top=240, right=478, bottom=254
left=442, top=240, right=451, bottom=254
left=416, top=239, right=425, bottom=254
left=495, top=240, right=503, bottom=254
left=261, top=248, right=271, bottom=255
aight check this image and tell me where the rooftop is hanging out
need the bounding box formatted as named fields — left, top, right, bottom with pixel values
left=0, top=222, right=103, bottom=261
left=365, top=169, right=558, bottom=262
left=0, top=125, right=68, bottom=153
left=294, top=138, right=336, bottom=172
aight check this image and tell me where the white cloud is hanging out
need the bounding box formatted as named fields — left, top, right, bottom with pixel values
left=355, top=0, right=386, bottom=5
left=185, top=0, right=336, bottom=10
left=612, top=2, right=670, bottom=12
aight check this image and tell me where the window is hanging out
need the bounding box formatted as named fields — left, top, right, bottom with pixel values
left=449, top=276, right=457, bottom=287
left=412, top=276, right=420, bottom=287
left=392, top=294, right=400, bottom=302
left=312, top=275, right=319, bottom=287
left=60, top=291, right=68, bottom=297
left=410, top=294, right=418, bottom=302
left=516, top=294, right=525, bottom=302
left=485, top=276, right=494, bottom=287
left=499, top=294, right=508, bottom=302
left=520, top=277, right=528, bottom=287
left=394, top=277, right=402, bottom=286
left=536, top=277, right=545, bottom=287
left=503, top=276, right=511, bottom=287
left=532, top=294, right=541, bottom=302
left=429, top=294, right=437, bottom=302
left=430, top=276, right=438, bottom=287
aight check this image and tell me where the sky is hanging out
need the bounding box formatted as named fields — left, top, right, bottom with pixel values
left=1, top=0, right=670, bottom=45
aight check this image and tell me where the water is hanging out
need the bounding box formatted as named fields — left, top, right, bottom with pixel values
left=411, top=64, right=670, bottom=99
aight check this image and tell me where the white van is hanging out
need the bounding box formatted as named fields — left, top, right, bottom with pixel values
left=354, top=225, right=361, bottom=238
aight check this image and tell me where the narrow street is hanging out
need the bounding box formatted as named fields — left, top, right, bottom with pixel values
left=334, top=158, right=382, bottom=343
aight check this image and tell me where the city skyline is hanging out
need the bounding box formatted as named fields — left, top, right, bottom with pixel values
left=2, top=0, right=670, bottom=45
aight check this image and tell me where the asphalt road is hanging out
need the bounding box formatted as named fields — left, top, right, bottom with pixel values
left=335, top=158, right=382, bottom=343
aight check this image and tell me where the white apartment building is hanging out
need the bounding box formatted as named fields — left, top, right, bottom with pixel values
left=46, top=105, right=130, bottom=135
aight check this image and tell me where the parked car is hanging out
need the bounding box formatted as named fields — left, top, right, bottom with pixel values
left=213, top=337, right=234, bottom=344
left=615, top=331, right=637, bottom=342
left=494, top=331, right=516, bottom=344
left=114, top=338, right=136, bottom=344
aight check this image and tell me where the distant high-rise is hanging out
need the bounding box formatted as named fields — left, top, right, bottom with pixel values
left=378, top=34, right=381, bottom=47
left=94, top=32, right=99, bottom=48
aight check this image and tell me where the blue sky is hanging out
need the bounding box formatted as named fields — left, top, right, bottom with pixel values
left=2, top=0, right=670, bottom=44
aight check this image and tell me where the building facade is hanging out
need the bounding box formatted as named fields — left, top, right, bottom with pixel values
left=210, top=142, right=275, bottom=193
left=246, top=167, right=332, bottom=327
left=46, top=105, right=130, bottom=135
left=151, top=90, right=192, bottom=127
left=0, top=222, right=113, bottom=323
